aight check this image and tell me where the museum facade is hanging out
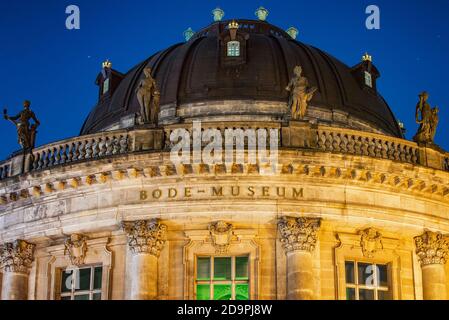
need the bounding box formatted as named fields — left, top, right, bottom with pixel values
left=1, top=10, right=449, bottom=300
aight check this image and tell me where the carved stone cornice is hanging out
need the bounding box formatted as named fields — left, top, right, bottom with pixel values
left=122, top=219, right=167, bottom=257
left=359, top=228, right=383, bottom=258
left=278, top=216, right=321, bottom=253
left=64, top=234, right=88, bottom=266
left=0, top=240, right=35, bottom=273
left=414, top=230, right=449, bottom=266
left=209, top=221, right=233, bottom=254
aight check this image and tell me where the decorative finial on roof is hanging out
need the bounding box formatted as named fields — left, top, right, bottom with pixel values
left=212, top=7, right=225, bottom=21
left=228, top=20, right=239, bottom=30
left=362, top=52, right=372, bottom=62
left=102, top=59, right=112, bottom=69
left=255, top=7, right=269, bottom=21
left=183, top=27, right=195, bottom=42
left=286, top=27, right=298, bottom=39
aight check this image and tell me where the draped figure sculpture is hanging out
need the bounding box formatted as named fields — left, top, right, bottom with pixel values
left=286, top=65, right=318, bottom=120
left=413, top=91, right=439, bottom=144
left=136, top=67, right=160, bottom=125
left=3, top=100, right=40, bottom=150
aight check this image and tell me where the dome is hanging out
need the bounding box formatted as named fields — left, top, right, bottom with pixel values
left=80, top=19, right=403, bottom=137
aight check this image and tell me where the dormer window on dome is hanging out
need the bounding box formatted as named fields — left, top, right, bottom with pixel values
left=220, top=21, right=248, bottom=66
left=95, top=60, right=124, bottom=102
left=351, top=53, right=380, bottom=93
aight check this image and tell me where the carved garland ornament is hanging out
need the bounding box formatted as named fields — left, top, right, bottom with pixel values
left=359, top=228, right=383, bottom=258
left=278, top=216, right=321, bottom=253
left=209, top=221, right=233, bottom=254
left=414, top=230, right=449, bottom=266
left=0, top=240, right=35, bottom=273
left=64, top=234, right=88, bottom=266
left=122, top=219, right=167, bottom=257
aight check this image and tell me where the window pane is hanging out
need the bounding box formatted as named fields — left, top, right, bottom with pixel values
left=358, top=289, right=375, bottom=300
left=378, top=290, right=391, bottom=300
left=378, top=264, right=388, bottom=287
left=235, top=284, right=249, bottom=300
left=235, top=257, right=249, bottom=280
left=196, top=284, right=210, bottom=300
left=60, top=296, right=72, bottom=300
left=345, top=262, right=355, bottom=284
left=76, top=268, right=91, bottom=291
left=74, top=294, right=90, bottom=300
left=61, top=270, right=73, bottom=293
left=213, top=284, right=232, bottom=300
left=94, top=267, right=103, bottom=290
left=93, top=293, right=102, bottom=300
left=197, top=257, right=211, bottom=280
left=214, top=257, right=231, bottom=280
left=358, top=263, right=375, bottom=287
left=346, top=288, right=356, bottom=300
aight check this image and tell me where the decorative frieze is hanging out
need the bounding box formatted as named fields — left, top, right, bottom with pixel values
left=209, top=221, right=233, bottom=254
left=122, top=219, right=167, bottom=256
left=359, top=228, right=383, bottom=258
left=278, top=216, right=321, bottom=253
left=64, top=234, right=88, bottom=266
left=0, top=240, right=35, bottom=273
left=415, top=230, right=449, bottom=266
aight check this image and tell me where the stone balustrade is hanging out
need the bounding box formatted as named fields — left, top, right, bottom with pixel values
left=0, top=122, right=447, bottom=181
left=31, top=131, right=130, bottom=171
left=315, top=127, right=420, bottom=165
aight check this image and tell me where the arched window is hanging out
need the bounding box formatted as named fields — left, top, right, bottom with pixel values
left=227, top=41, right=240, bottom=57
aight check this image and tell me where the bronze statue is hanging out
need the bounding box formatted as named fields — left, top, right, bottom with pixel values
left=286, top=65, right=317, bottom=120
left=136, top=67, right=160, bottom=124
left=3, top=100, right=40, bottom=149
left=413, top=92, right=439, bottom=144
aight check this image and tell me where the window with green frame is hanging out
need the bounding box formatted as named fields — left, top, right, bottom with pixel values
left=196, top=256, right=249, bottom=300
left=59, top=265, right=103, bottom=300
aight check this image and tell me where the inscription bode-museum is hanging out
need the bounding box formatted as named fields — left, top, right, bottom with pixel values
left=140, top=185, right=304, bottom=201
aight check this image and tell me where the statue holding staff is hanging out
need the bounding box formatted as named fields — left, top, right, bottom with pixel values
left=3, top=100, right=40, bottom=149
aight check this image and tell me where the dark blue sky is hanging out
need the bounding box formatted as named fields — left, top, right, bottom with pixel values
left=0, top=0, right=448, bottom=159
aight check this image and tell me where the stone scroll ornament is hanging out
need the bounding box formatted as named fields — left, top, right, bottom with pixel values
left=122, top=219, right=167, bottom=257
left=3, top=100, right=40, bottom=149
left=414, top=230, right=449, bottom=266
left=0, top=240, right=35, bottom=273
left=413, top=91, right=439, bottom=144
left=209, top=221, right=234, bottom=254
left=286, top=66, right=318, bottom=120
left=136, top=67, right=160, bottom=125
left=64, top=234, right=88, bottom=266
left=278, top=216, right=321, bottom=253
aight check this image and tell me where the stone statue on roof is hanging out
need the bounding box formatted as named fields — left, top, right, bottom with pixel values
left=136, top=67, right=160, bottom=125
left=286, top=65, right=317, bottom=120
left=3, top=100, right=40, bottom=149
left=413, top=91, right=439, bottom=144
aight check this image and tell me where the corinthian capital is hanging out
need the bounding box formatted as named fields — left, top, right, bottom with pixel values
left=122, top=219, right=167, bottom=257
left=0, top=240, right=35, bottom=273
left=414, top=230, right=449, bottom=266
left=278, top=216, right=321, bottom=253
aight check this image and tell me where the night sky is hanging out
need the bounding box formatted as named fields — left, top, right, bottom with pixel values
left=0, top=0, right=448, bottom=160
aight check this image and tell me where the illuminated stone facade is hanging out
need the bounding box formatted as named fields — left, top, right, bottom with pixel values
left=0, top=17, right=448, bottom=300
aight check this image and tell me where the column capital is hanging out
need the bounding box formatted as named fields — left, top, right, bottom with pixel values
left=414, top=230, right=449, bottom=266
left=278, top=216, right=321, bottom=253
left=0, top=240, right=35, bottom=274
left=122, top=219, right=167, bottom=257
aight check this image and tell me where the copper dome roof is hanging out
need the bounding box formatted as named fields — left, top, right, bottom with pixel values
left=80, top=19, right=403, bottom=137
